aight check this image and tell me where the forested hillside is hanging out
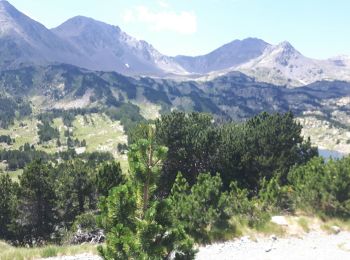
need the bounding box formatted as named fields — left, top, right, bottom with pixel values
left=1, top=64, right=350, bottom=179
left=2, top=65, right=350, bottom=122
left=1, top=65, right=350, bottom=260
left=2, top=111, right=350, bottom=259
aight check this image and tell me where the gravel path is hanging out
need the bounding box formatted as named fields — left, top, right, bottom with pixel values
left=37, top=254, right=101, bottom=260
left=39, top=232, right=350, bottom=260
left=196, top=231, right=350, bottom=260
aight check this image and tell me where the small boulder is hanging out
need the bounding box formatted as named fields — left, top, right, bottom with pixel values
left=331, top=225, right=341, bottom=234
left=271, top=216, right=288, bottom=226
left=270, top=234, right=277, bottom=241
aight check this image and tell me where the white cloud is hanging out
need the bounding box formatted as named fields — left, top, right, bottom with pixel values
left=122, top=6, right=197, bottom=34
left=122, top=10, right=134, bottom=23
left=157, top=0, right=170, bottom=8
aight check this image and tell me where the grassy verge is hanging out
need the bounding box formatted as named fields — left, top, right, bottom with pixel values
left=320, top=217, right=350, bottom=234
left=0, top=241, right=99, bottom=260
left=297, top=217, right=310, bottom=233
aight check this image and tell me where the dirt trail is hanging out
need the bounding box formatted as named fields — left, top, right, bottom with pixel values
left=39, top=216, right=350, bottom=260
left=196, top=231, right=350, bottom=260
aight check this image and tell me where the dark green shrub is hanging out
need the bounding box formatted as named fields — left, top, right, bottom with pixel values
left=169, top=173, right=231, bottom=243
left=288, top=156, right=350, bottom=217
left=96, top=161, right=125, bottom=197
left=258, top=176, right=295, bottom=213
left=72, top=212, right=98, bottom=233
left=226, top=182, right=270, bottom=228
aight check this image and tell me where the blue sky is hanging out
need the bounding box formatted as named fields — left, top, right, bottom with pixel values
left=7, top=0, right=350, bottom=58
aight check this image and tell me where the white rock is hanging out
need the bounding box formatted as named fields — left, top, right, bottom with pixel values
left=331, top=225, right=341, bottom=234
left=271, top=216, right=288, bottom=226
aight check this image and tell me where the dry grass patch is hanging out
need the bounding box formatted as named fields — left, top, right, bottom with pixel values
left=0, top=241, right=98, bottom=260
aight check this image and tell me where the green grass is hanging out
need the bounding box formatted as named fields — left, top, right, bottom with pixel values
left=72, top=113, right=127, bottom=158
left=320, top=217, right=350, bottom=234
left=254, top=221, right=285, bottom=236
left=0, top=118, right=39, bottom=150
left=40, top=246, right=59, bottom=258
left=0, top=114, right=128, bottom=160
left=297, top=217, right=310, bottom=232
left=53, top=117, right=66, bottom=145
left=0, top=241, right=99, bottom=260
left=0, top=117, right=60, bottom=154
left=0, top=163, right=23, bottom=182
left=132, top=101, right=161, bottom=120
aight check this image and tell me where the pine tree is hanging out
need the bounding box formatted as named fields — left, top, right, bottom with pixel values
left=98, top=125, right=196, bottom=259
left=19, top=160, right=57, bottom=239
left=155, top=112, right=218, bottom=194
left=96, top=161, right=125, bottom=197
left=0, top=174, right=19, bottom=239
left=55, top=159, right=95, bottom=225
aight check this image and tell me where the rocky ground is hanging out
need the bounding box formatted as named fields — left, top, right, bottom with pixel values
left=196, top=231, right=350, bottom=260
left=39, top=216, right=350, bottom=260
left=40, top=232, right=350, bottom=260
left=38, top=254, right=101, bottom=260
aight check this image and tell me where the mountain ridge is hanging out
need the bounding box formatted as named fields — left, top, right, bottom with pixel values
left=174, top=38, right=270, bottom=74
left=0, top=1, right=350, bottom=86
left=52, top=16, right=187, bottom=75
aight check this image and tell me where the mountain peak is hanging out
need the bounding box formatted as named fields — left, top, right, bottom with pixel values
left=0, top=0, right=48, bottom=37
left=60, top=15, right=119, bottom=28
left=0, top=0, right=12, bottom=7
left=51, top=15, right=186, bottom=75
left=0, top=0, right=22, bottom=20
left=277, top=41, right=296, bottom=51
left=267, top=41, right=301, bottom=66
left=174, top=37, right=270, bottom=73
left=52, top=15, right=121, bottom=38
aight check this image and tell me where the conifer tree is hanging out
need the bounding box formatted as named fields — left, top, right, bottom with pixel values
left=96, top=161, right=125, bottom=197
left=19, top=160, right=57, bottom=239
left=0, top=174, right=19, bottom=239
left=98, top=125, right=196, bottom=259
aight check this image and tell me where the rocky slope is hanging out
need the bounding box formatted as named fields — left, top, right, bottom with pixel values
left=51, top=16, right=186, bottom=76
left=0, top=1, right=185, bottom=76
left=0, top=0, right=82, bottom=68
left=236, top=41, right=350, bottom=87
left=2, top=64, right=350, bottom=122
left=174, top=38, right=269, bottom=74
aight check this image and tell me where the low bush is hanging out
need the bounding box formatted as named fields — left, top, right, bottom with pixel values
left=169, top=173, right=232, bottom=244
left=288, top=156, right=350, bottom=218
